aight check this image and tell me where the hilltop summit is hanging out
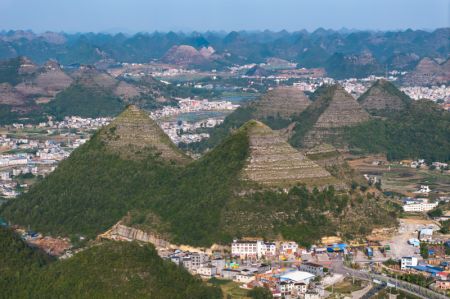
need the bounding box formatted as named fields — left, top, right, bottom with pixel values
left=100, top=105, right=190, bottom=163
left=241, top=120, right=333, bottom=187
left=290, top=84, right=370, bottom=149
left=358, top=79, right=411, bottom=115
left=251, top=86, right=311, bottom=119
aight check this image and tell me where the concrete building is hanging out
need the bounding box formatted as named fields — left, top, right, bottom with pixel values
left=401, top=256, right=418, bottom=270
left=299, top=262, right=325, bottom=276
left=231, top=239, right=277, bottom=259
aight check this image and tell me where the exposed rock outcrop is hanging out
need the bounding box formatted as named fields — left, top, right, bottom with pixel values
left=100, top=223, right=170, bottom=248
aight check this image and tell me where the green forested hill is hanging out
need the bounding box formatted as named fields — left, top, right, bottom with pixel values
left=45, top=83, right=125, bottom=119
left=1, top=107, right=398, bottom=247
left=0, top=227, right=53, bottom=298
left=0, top=57, right=23, bottom=85
left=0, top=232, right=221, bottom=299
left=344, top=100, right=450, bottom=161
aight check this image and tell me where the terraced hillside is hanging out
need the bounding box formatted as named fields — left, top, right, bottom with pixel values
left=1, top=106, right=397, bottom=247
left=190, top=86, right=311, bottom=151
left=101, top=105, right=190, bottom=162
left=242, top=121, right=334, bottom=187
left=252, top=86, right=311, bottom=119
left=358, top=79, right=411, bottom=116
left=290, top=84, right=370, bottom=149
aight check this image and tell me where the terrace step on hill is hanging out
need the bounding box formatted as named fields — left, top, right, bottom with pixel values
left=242, top=120, right=335, bottom=187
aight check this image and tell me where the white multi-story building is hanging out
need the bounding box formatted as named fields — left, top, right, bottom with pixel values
left=259, top=242, right=276, bottom=258
left=401, top=256, right=418, bottom=269
left=231, top=240, right=258, bottom=258
left=403, top=202, right=438, bottom=212
left=280, top=241, right=299, bottom=255
left=231, top=240, right=277, bottom=259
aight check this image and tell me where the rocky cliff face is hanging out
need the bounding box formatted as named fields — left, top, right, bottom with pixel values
left=101, top=223, right=170, bottom=248
left=242, top=120, right=333, bottom=187
left=100, top=105, right=190, bottom=163
left=252, top=86, right=311, bottom=119
left=358, top=79, right=410, bottom=115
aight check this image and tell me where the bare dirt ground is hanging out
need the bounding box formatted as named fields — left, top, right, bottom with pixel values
left=381, top=218, right=439, bottom=260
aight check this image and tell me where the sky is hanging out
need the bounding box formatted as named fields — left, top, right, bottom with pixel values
left=0, top=0, right=448, bottom=33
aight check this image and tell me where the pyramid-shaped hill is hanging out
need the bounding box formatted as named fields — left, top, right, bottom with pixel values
left=0, top=105, right=190, bottom=239
left=358, top=79, right=411, bottom=115
left=290, top=84, right=370, bottom=149
left=313, top=85, right=370, bottom=128
left=241, top=120, right=336, bottom=187
left=251, top=86, right=311, bottom=119
left=100, top=105, right=190, bottom=163
left=198, top=86, right=312, bottom=151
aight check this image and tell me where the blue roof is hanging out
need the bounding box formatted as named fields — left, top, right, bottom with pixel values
left=410, top=265, right=444, bottom=275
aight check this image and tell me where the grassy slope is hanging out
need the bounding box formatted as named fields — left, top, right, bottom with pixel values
left=45, top=83, right=125, bottom=119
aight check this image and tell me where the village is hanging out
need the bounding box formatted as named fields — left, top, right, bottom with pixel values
left=0, top=116, right=110, bottom=199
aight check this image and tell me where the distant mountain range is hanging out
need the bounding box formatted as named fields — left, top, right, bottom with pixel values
left=0, top=56, right=195, bottom=123
left=0, top=29, right=448, bottom=75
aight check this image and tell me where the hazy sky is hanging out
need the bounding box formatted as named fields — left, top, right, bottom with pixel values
left=0, top=0, right=448, bottom=33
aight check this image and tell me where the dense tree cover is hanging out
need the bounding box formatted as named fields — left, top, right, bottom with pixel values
left=0, top=227, right=54, bottom=298
left=247, top=287, right=274, bottom=299
left=0, top=123, right=249, bottom=245
left=225, top=185, right=398, bottom=247
left=0, top=56, right=22, bottom=85
left=1, top=239, right=221, bottom=299
left=344, top=101, right=450, bottom=161
left=324, top=52, right=383, bottom=79
left=45, top=83, right=125, bottom=119
left=0, top=105, right=47, bottom=125
left=0, top=131, right=178, bottom=240
left=0, top=116, right=398, bottom=247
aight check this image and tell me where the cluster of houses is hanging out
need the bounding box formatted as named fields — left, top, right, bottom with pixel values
left=150, top=98, right=239, bottom=119
left=164, top=246, right=326, bottom=298
left=0, top=117, right=108, bottom=199
left=159, top=239, right=336, bottom=298
left=407, top=159, right=449, bottom=170
left=159, top=118, right=223, bottom=145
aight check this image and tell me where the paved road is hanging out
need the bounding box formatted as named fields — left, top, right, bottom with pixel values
left=331, top=260, right=447, bottom=299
